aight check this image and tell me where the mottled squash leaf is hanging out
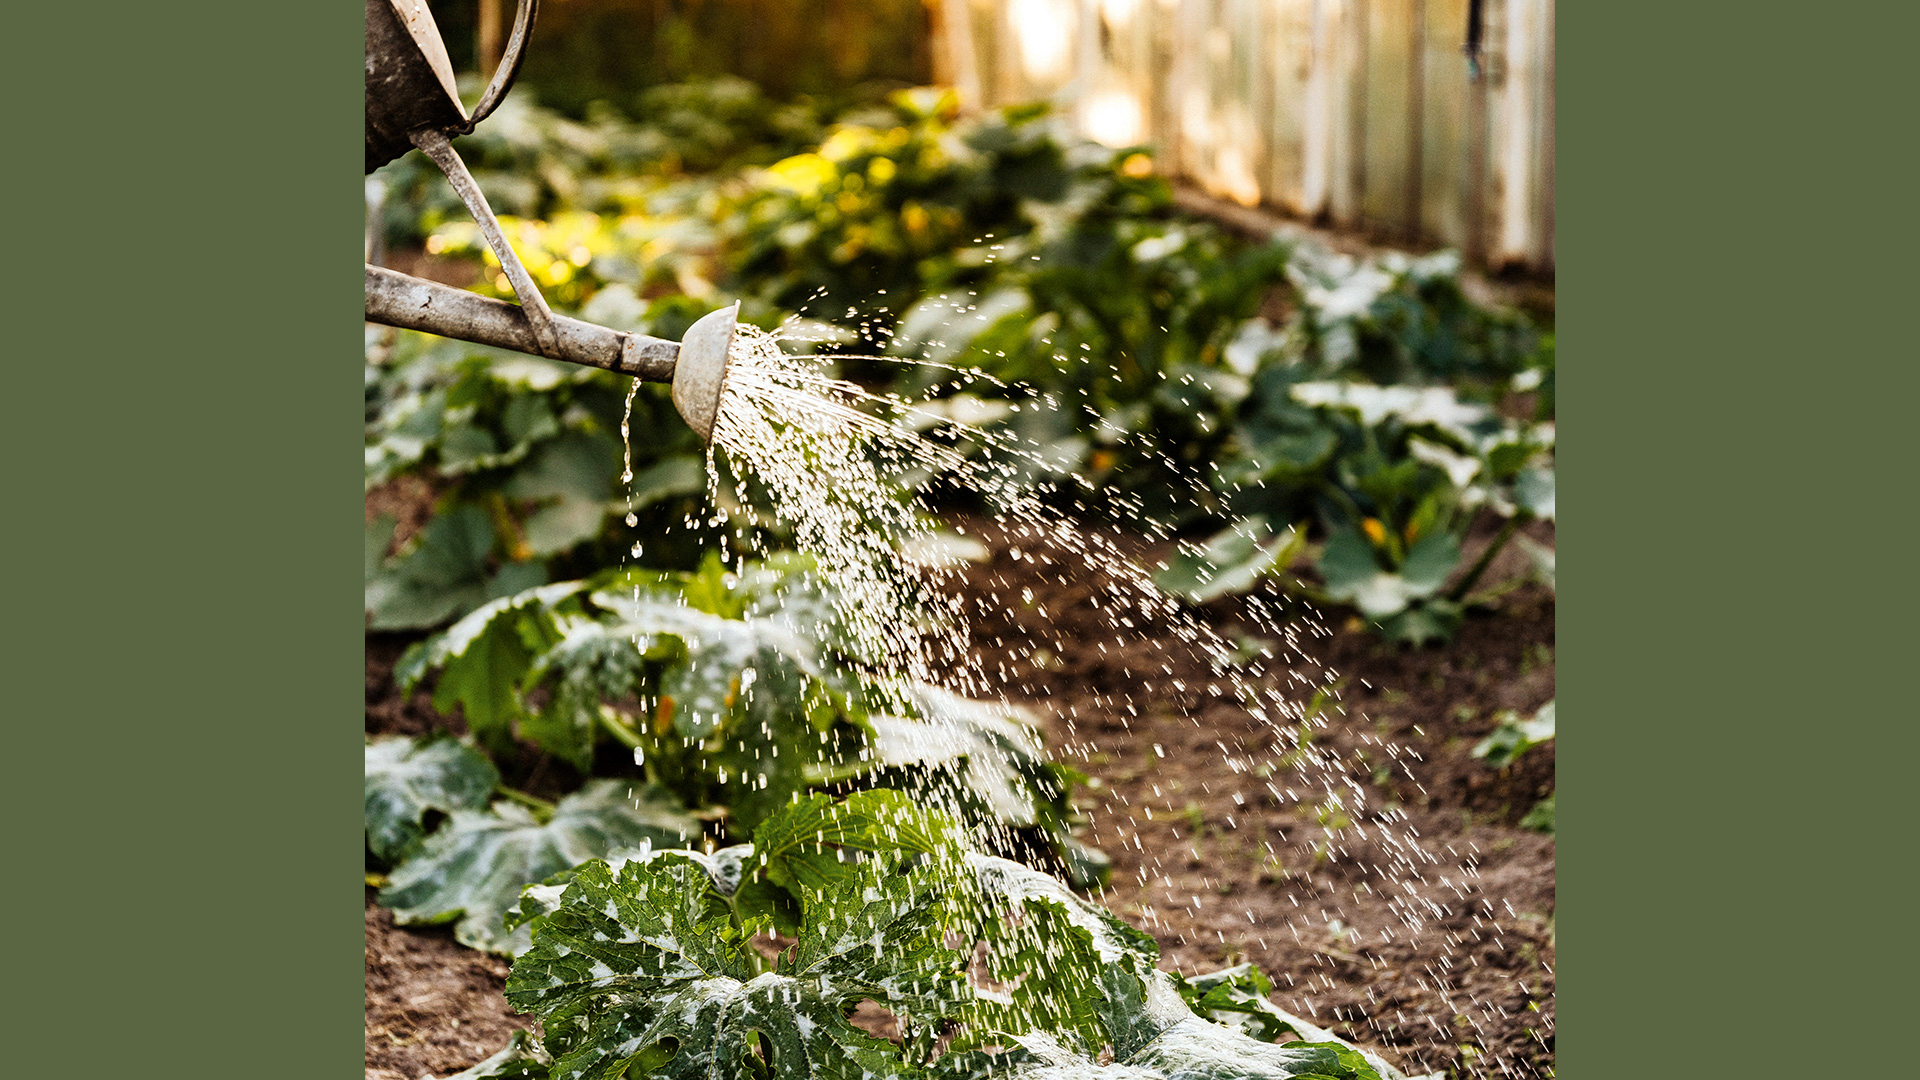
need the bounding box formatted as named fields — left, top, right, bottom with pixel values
left=364, top=736, right=500, bottom=863
left=505, top=850, right=966, bottom=1080
left=380, top=779, right=700, bottom=955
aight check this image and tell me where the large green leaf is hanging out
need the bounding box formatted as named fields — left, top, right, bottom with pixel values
left=505, top=850, right=965, bottom=1080
left=365, top=505, right=497, bottom=630
left=397, top=581, right=587, bottom=754
left=497, top=793, right=1402, bottom=1080
left=1396, top=532, right=1461, bottom=596
left=364, top=736, right=501, bottom=863
left=506, top=432, right=620, bottom=557
left=1317, top=530, right=1414, bottom=619
left=591, top=586, right=823, bottom=741
left=747, top=789, right=962, bottom=900
left=380, top=780, right=700, bottom=955
left=864, top=687, right=1058, bottom=827
left=1154, top=516, right=1306, bottom=603
left=857, top=685, right=1108, bottom=888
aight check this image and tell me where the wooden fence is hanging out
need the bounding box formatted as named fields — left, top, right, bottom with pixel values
left=932, top=0, right=1553, bottom=272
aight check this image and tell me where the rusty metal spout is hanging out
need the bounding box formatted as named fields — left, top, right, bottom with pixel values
left=365, top=266, right=738, bottom=442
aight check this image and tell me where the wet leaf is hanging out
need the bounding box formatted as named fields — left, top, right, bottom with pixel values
left=380, top=780, right=700, bottom=955
left=365, top=736, right=500, bottom=863
left=505, top=850, right=964, bottom=1080
left=1155, top=516, right=1306, bottom=603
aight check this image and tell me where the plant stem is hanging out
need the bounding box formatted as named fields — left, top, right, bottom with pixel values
left=596, top=708, right=645, bottom=750
left=496, top=785, right=558, bottom=820
left=1446, top=515, right=1523, bottom=602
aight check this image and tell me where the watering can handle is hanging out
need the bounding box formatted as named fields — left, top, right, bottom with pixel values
left=468, top=0, right=539, bottom=128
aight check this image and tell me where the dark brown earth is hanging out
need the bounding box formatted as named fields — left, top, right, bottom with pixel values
left=366, top=892, right=529, bottom=1080
left=364, top=512, right=1554, bottom=1079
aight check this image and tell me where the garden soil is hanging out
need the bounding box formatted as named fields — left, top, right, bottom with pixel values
left=365, top=515, right=1553, bottom=1079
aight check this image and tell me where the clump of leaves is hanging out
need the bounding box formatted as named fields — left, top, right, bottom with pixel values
left=393, top=555, right=1106, bottom=879
left=378, top=775, right=701, bottom=955
left=370, top=79, right=831, bottom=251
left=1472, top=700, right=1555, bottom=768
left=364, top=325, right=716, bottom=630
left=1161, top=374, right=1553, bottom=644
left=493, top=791, right=1394, bottom=1080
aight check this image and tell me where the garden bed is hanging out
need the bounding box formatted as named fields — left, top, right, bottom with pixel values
left=364, top=515, right=1553, bottom=1079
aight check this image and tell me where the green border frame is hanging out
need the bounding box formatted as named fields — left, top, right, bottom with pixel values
left=1561, top=2, right=1913, bottom=1074
left=15, top=3, right=364, bottom=1076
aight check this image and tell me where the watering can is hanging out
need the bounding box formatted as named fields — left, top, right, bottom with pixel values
left=362, top=0, right=735, bottom=442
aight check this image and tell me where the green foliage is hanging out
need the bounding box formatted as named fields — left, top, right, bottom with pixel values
left=1520, top=794, right=1556, bottom=834
left=858, top=684, right=1110, bottom=888
left=1162, top=372, right=1554, bottom=642
left=1156, top=516, right=1308, bottom=604
left=365, top=506, right=547, bottom=631
left=379, top=777, right=700, bottom=955
left=370, top=79, right=832, bottom=250
left=506, top=848, right=961, bottom=1080
left=365, top=735, right=501, bottom=863
left=1472, top=700, right=1556, bottom=768
left=393, top=558, right=1105, bottom=873
left=365, top=323, right=714, bottom=628
left=497, top=792, right=1386, bottom=1080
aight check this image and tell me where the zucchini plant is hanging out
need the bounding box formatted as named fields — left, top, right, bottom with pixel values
left=472, top=791, right=1401, bottom=1080
left=396, top=554, right=1098, bottom=850
left=373, top=555, right=1108, bottom=956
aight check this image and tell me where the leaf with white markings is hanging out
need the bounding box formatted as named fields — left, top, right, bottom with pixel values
left=364, top=736, right=500, bottom=863
left=380, top=779, right=700, bottom=955
left=505, top=850, right=966, bottom=1080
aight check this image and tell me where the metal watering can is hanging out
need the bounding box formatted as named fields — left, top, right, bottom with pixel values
left=363, top=0, right=736, bottom=442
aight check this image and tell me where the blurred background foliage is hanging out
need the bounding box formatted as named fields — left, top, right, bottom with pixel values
left=428, top=0, right=931, bottom=115
left=368, top=4, right=1553, bottom=647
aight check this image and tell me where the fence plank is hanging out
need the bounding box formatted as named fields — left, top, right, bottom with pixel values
left=1494, top=0, right=1546, bottom=266
left=1266, top=0, right=1312, bottom=215
left=1329, top=0, right=1366, bottom=227
left=1360, top=0, right=1414, bottom=236
left=1420, top=0, right=1473, bottom=251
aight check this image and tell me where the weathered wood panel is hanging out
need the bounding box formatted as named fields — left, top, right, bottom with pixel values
left=1359, top=0, right=1416, bottom=236
left=944, top=0, right=1552, bottom=271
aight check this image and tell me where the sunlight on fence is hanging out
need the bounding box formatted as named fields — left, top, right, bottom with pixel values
left=933, top=0, right=1554, bottom=271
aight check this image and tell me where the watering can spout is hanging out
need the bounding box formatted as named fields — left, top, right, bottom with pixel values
left=364, top=266, right=738, bottom=443
left=672, top=303, right=740, bottom=444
